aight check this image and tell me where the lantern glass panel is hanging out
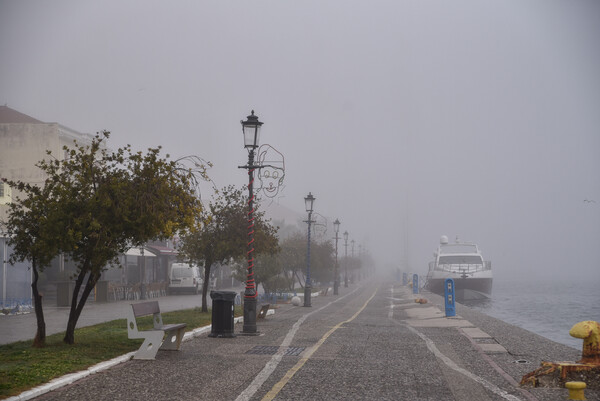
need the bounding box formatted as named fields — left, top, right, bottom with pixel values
left=305, top=193, right=315, bottom=212
left=243, top=125, right=261, bottom=149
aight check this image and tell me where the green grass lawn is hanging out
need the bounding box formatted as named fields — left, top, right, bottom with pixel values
left=0, top=306, right=241, bottom=399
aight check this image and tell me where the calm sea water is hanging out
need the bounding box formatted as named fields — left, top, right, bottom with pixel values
left=463, top=277, right=600, bottom=349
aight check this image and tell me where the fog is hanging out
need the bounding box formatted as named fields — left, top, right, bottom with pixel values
left=1, top=1, right=599, bottom=282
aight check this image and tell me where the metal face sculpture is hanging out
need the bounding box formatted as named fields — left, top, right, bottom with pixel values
left=256, top=144, right=285, bottom=200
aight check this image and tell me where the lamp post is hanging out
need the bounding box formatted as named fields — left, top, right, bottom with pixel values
left=304, top=193, right=315, bottom=307
left=343, top=231, right=349, bottom=288
left=351, top=239, right=356, bottom=280
left=333, top=219, right=341, bottom=295
left=239, top=110, right=263, bottom=334
left=140, top=246, right=146, bottom=300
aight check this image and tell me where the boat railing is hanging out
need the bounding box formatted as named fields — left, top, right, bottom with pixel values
left=429, top=260, right=491, bottom=274
left=434, top=263, right=490, bottom=273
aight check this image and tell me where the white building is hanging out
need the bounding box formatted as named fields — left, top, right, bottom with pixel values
left=0, top=106, right=95, bottom=308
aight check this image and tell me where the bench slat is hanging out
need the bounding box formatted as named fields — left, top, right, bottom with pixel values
left=161, top=323, right=187, bottom=331
left=132, top=300, right=160, bottom=317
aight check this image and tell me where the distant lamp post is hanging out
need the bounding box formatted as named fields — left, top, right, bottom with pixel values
left=333, top=219, right=341, bottom=295
left=351, top=239, right=356, bottom=280
left=343, top=231, right=349, bottom=288
left=239, top=110, right=263, bottom=334
left=304, top=192, right=315, bottom=307
left=140, top=246, right=146, bottom=300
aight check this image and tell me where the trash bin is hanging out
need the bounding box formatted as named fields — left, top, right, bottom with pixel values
left=209, top=290, right=237, bottom=338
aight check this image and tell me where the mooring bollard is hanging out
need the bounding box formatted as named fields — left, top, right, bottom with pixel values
left=569, top=320, right=600, bottom=364
left=565, top=381, right=586, bottom=400
left=412, top=274, right=419, bottom=294
left=444, top=278, right=456, bottom=317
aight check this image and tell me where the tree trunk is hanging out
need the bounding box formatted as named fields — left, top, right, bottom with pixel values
left=64, top=269, right=100, bottom=344
left=201, top=258, right=213, bottom=313
left=31, top=260, right=46, bottom=348
left=294, top=271, right=304, bottom=289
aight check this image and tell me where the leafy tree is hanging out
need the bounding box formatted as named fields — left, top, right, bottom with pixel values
left=4, top=132, right=203, bottom=344
left=308, top=240, right=335, bottom=285
left=270, top=233, right=335, bottom=290
left=178, top=185, right=279, bottom=312
left=246, top=253, right=295, bottom=294
left=2, top=179, right=64, bottom=347
left=276, top=233, right=307, bottom=288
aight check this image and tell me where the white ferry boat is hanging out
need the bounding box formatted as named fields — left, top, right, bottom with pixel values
left=425, top=235, right=492, bottom=301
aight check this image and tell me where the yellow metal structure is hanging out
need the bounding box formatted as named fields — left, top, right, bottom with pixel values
left=520, top=321, right=600, bottom=390
left=565, top=381, right=586, bottom=400
left=570, top=321, right=600, bottom=364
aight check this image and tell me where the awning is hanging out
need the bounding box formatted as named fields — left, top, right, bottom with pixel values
left=146, top=245, right=178, bottom=255
left=125, top=247, right=157, bottom=257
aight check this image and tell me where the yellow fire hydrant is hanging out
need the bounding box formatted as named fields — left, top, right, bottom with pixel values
left=569, top=321, right=600, bottom=364
left=565, top=381, right=586, bottom=400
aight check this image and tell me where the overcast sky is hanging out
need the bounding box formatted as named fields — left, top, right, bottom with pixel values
left=1, top=0, right=599, bottom=281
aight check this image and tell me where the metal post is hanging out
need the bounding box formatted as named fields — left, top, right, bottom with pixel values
left=351, top=240, right=356, bottom=281
left=344, top=235, right=348, bottom=288
left=243, top=149, right=258, bottom=332
left=140, top=247, right=146, bottom=300
left=304, top=210, right=313, bottom=307
left=2, top=238, right=7, bottom=307
left=333, top=232, right=339, bottom=295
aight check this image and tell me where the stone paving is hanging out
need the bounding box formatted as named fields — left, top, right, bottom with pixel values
left=4, top=280, right=599, bottom=401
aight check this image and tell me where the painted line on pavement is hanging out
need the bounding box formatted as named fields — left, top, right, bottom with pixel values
left=234, top=285, right=364, bottom=401
left=400, top=321, right=522, bottom=401
left=260, top=289, right=378, bottom=401
left=458, top=328, right=539, bottom=401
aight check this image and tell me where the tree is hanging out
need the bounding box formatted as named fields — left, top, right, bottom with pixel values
left=241, top=253, right=295, bottom=294
left=2, top=179, right=64, bottom=347
left=178, top=185, right=279, bottom=312
left=276, top=233, right=307, bottom=289
left=4, top=132, right=203, bottom=344
left=308, top=240, right=335, bottom=285
left=271, top=233, right=335, bottom=290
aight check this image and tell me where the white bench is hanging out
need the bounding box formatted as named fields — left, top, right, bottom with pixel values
left=127, top=301, right=187, bottom=360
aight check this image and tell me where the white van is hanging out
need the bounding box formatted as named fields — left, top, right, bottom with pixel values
left=168, top=263, right=202, bottom=294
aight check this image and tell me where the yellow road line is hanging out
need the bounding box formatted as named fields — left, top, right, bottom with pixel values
left=261, top=289, right=378, bottom=401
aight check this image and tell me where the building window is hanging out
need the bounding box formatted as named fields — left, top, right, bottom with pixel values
left=0, top=182, right=11, bottom=204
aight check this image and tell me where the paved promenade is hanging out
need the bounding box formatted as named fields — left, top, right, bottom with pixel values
left=4, top=280, right=598, bottom=400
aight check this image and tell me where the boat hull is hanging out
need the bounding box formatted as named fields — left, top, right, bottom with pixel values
left=425, top=276, right=492, bottom=301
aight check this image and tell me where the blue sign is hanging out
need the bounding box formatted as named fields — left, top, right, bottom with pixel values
left=412, top=274, right=419, bottom=294
left=444, top=278, right=456, bottom=317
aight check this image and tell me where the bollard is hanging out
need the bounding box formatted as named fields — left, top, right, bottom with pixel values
left=412, top=274, right=419, bottom=294
left=565, top=381, right=586, bottom=400
left=444, top=278, right=456, bottom=317
left=569, top=321, right=600, bottom=364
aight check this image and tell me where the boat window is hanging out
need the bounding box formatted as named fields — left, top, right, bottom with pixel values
left=439, top=255, right=483, bottom=265
left=440, top=244, right=478, bottom=253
